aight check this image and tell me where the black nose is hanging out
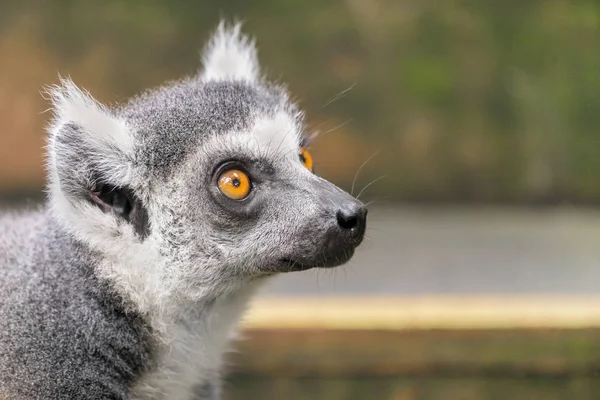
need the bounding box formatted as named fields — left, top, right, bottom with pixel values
left=336, top=203, right=367, bottom=239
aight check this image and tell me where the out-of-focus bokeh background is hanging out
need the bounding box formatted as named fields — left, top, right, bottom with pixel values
left=1, top=1, right=600, bottom=399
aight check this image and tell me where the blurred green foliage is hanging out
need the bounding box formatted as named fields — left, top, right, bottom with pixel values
left=1, top=0, right=599, bottom=203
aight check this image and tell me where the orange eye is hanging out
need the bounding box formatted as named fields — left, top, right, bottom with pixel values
left=299, top=148, right=313, bottom=172
left=218, top=169, right=251, bottom=200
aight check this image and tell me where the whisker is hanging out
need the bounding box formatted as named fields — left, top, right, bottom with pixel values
left=357, top=175, right=387, bottom=199
left=341, top=260, right=348, bottom=284
left=306, top=120, right=333, bottom=134
left=316, top=256, right=326, bottom=292
left=272, top=124, right=298, bottom=160
left=364, top=196, right=393, bottom=207
left=311, top=118, right=353, bottom=141
left=351, top=151, right=380, bottom=196
left=320, top=83, right=356, bottom=109
left=304, top=129, right=322, bottom=145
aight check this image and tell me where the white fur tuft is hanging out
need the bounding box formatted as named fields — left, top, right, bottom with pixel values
left=251, top=111, right=301, bottom=156
left=201, top=21, right=260, bottom=82
left=46, top=77, right=133, bottom=154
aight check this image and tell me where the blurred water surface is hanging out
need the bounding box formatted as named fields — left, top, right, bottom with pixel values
left=265, top=205, right=600, bottom=296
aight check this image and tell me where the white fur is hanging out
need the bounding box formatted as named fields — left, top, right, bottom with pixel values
left=201, top=22, right=260, bottom=82
left=251, top=111, right=301, bottom=157
left=130, top=282, right=264, bottom=400
left=48, top=190, right=165, bottom=318
left=47, top=78, right=133, bottom=154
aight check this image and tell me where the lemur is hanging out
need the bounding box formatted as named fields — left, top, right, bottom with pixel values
left=0, top=22, right=367, bottom=399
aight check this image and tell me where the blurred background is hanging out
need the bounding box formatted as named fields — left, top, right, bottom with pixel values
left=1, top=1, right=600, bottom=399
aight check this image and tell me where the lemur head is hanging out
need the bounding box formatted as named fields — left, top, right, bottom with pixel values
left=46, top=22, right=366, bottom=306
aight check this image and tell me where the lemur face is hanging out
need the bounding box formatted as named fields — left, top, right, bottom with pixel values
left=157, top=83, right=367, bottom=274
left=47, top=23, right=366, bottom=290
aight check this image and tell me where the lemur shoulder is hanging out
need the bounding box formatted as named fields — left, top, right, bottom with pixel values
left=0, top=22, right=367, bottom=400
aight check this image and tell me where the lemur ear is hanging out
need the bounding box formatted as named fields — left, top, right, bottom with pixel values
left=200, top=21, right=260, bottom=82
left=46, top=78, right=133, bottom=157
left=45, top=79, right=148, bottom=239
left=46, top=78, right=134, bottom=187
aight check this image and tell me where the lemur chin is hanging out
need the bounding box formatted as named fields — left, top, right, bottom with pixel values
left=0, top=21, right=367, bottom=400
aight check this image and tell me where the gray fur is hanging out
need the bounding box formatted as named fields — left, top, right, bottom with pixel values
left=0, top=22, right=366, bottom=399
left=0, top=210, right=154, bottom=399
left=122, top=79, right=293, bottom=175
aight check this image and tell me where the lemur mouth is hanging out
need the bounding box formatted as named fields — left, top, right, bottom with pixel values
left=278, top=249, right=355, bottom=272
left=279, top=259, right=313, bottom=272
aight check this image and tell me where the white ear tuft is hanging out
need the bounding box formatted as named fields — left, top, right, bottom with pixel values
left=46, top=77, right=133, bottom=154
left=201, top=21, right=260, bottom=82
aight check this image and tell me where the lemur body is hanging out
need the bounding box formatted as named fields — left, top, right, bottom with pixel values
left=0, top=23, right=367, bottom=399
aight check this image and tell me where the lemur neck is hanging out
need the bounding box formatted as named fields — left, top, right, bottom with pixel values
left=129, top=279, right=265, bottom=400
left=97, top=246, right=269, bottom=336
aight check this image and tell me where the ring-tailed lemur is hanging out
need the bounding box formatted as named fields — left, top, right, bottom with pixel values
left=0, top=22, right=367, bottom=399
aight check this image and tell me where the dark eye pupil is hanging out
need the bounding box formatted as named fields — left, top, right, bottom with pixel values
left=232, top=178, right=240, bottom=187
left=299, top=154, right=306, bottom=164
